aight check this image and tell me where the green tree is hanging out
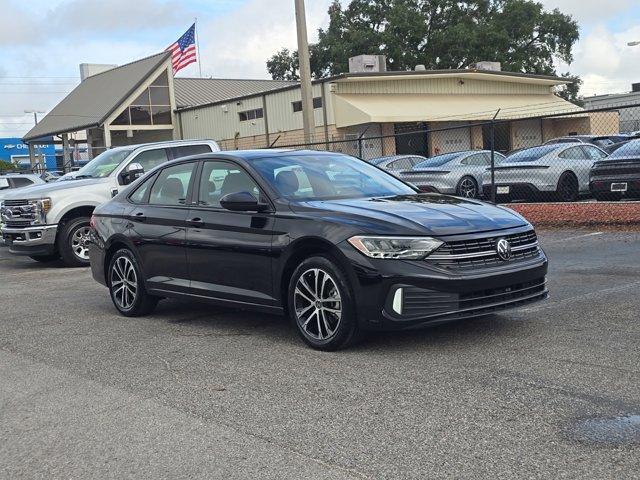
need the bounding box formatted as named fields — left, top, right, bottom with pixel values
left=556, top=73, right=583, bottom=106
left=267, top=0, right=580, bottom=81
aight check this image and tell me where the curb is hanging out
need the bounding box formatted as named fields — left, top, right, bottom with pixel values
left=506, top=201, right=640, bottom=228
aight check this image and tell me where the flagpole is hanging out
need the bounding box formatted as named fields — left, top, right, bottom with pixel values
left=195, top=17, right=203, bottom=78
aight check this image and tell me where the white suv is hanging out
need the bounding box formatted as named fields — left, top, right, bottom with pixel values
left=1, top=139, right=219, bottom=266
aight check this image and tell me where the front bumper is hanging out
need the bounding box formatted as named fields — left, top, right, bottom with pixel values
left=1, top=224, right=58, bottom=256
left=339, top=240, right=548, bottom=331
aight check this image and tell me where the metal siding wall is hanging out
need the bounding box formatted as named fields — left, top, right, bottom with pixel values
left=179, top=96, right=265, bottom=140
left=264, top=84, right=326, bottom=134
left=334, top=78, right=550, bottom=96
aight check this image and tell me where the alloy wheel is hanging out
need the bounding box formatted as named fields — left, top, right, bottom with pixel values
left=110, top=256, right=138, bottom=311
left=458, top=177, right=477, bottom=198
left=294, top=268, right=342, bottom=341
left=71, top=226, right=92, bottom=260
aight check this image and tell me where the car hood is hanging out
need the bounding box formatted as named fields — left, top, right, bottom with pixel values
left=1, top=177, right=110, bottom=200
left=296, top=193, right=528, bottom=236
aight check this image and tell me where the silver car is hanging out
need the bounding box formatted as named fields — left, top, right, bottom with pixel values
left=395, top=150, right=505, bottom=198
left=369, top=155, right=427, bottom=176
left=482, top=143, right=608, bottom=202
left=0, top=173, right=46, bottom=201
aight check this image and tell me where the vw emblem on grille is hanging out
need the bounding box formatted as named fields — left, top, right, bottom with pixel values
left=496, top=238, right=512, bottom=261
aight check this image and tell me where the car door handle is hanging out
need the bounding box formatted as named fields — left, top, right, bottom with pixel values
left=133, top=211, right=146, bottom=222
left=187, top=217, right=205, bottom=227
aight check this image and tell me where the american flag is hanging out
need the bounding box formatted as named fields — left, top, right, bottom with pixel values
left=166, top=24, right=197, bottom=74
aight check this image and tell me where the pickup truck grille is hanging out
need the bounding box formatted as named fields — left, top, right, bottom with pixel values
left=1, top=201, right=37, bottom=228
left=2, top=199, right=29, bottom=207
left=427, top=230, right=540, bottom=270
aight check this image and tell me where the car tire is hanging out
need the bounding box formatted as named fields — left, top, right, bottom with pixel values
left=108, top=248, right=158, bottom=317
left=456, top=176, right=479, bottom=198
left=58, top=216, right=92, bottom=267
left=29, top=254, right=60, bottom=263
left=287, top=255, right=360, bottom=351
left=556, top=172, right=579, bottom=202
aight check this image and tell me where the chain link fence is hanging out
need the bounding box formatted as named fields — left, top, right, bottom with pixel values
left=1, top=146, right=108, bottom=178
left=265, top=103, right=640, bottom=204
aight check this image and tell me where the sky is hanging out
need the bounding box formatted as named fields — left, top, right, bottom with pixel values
left=1, top=0, right=639, bottom=137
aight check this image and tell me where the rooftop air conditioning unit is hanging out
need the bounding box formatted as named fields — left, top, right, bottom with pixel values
left=471, top=61, right=502, bottom=72
left=348, top=55, right=387, bottom=73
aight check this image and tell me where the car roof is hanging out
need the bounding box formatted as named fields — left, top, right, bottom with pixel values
left=107, top=139, right=219, bottom=153
left=0, top=173, right=40, bottom=178
left=194, top=149, right=342, bottom=161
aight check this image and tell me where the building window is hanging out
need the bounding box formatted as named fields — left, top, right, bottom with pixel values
left=111, top=71, right=172, bottom=127
left=292, top=97, right=323, bottom=112
left=238, top=108, right=264, bottom=122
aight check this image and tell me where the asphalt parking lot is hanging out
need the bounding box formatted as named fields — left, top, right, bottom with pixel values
left=1, top=229, right=639, bottom=479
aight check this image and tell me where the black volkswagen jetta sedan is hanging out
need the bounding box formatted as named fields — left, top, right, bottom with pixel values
left=89, top=150, right=548, bottom=350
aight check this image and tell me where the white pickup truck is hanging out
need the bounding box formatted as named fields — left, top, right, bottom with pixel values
left=0, top=139, right=219, bottom=266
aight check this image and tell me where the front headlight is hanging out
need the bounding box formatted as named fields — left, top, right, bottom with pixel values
left=28, top=198, right=52, bottom=223
left=348, top=235, right=443, bottom=260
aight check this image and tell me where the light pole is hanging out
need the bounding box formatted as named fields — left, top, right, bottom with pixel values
left=24, top=109, right=45, bottom=125
left=294, top=0, right=315, bottom=144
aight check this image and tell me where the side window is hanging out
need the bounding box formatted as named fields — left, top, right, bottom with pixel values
left=0, top=178, right=9, bottom=190
left=170, top=144, right=212, bottom=160
left=148, top=162, right=196, bottom=206
left=410, top=157, right=424, bottom=167
left=198, top=161, right=261, bottom=208
left=389, top=158, right=412, bottom=170
left=582, top=146, right=608, bottom=160
left=461, top=154, right=486, bottom=166
left=131, top=148, right=169, bottom=173
left=129, top=174, right=156, bottom=204
left=10, top=177, right=34, bottom=187
left=559, top=147, right=583, bottom=160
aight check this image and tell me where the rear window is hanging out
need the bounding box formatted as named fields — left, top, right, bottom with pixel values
left=414, top=153, right=461, bottom=169
left=609, top=140, right=640, bottom=158
left=505, top=145, right=558, bottom=162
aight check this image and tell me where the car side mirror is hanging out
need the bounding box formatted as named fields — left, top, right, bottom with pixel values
left=220, top=191, right=269, bottom=212
left=122, top=162, right=145, bottom=185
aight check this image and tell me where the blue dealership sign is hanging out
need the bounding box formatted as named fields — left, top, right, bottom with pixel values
left=0, top=137, right=56, bottom=170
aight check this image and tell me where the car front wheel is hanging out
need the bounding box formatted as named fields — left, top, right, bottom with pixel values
left=288, top=255, right=360, bottom=351
left=108, top=248, right=158, bottom=317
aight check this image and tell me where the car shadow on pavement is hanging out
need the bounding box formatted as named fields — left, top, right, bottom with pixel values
left=148, top=298, right=525, bottom=351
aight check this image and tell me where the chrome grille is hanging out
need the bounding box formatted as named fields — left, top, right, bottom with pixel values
left=428, top=230, right=540, bottom=270
left=1, top=201, right=37, bottom=228
left=2, top=199, right=29, bottom=207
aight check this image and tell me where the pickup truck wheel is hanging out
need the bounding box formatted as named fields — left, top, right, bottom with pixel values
left=59, top=217, right=92, bottom=267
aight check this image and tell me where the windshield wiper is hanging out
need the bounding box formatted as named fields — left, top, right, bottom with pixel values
left=73, top=174, right=95, bottom=179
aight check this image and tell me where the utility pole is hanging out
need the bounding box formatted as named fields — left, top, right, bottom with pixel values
left=24, top=109, right=45, bottom=125
left=294, top=0, right=315, bottom=144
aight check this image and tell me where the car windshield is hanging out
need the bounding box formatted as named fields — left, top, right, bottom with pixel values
left=504, top=145, right=559, bottom=162
left=609, top=140, right=640, bottom=158
left=72, top=148, right=133, bottom=178
left=252, top=153, right=416, bottom=201
left=413, top=152, right=461, bottom=169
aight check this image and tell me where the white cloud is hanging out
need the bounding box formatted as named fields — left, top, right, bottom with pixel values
left=568, top=24, right=640, bottom=96
left=540, top=0, right=635, bottom=24
left=197, top=0, right=335, bottom=78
